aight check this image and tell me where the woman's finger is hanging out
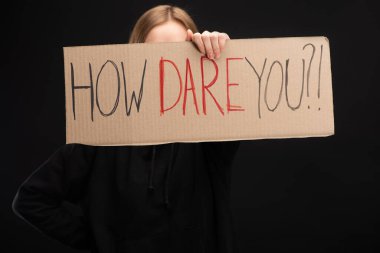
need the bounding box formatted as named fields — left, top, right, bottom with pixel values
left=192, top=32, right=205, bottom=54
left=210, top=31, right=220, bottom=59
left=186, top=29, right=194, bottom=41
left=201, top=31, right=214, bottom=59
left=218, top=32, right=230, bottom=52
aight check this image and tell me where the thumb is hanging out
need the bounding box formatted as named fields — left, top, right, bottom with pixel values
left=186, top=29, right=194, bottom=41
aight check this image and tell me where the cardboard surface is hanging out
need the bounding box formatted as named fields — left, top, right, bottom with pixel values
left=63, top=36, right=334, bottom=146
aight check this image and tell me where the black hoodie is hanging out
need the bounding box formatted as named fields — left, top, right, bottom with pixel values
left=12, top=141, right=240, bottom=253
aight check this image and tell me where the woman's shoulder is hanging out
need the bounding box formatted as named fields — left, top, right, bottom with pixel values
left=53, top=143, right=99, bottom=162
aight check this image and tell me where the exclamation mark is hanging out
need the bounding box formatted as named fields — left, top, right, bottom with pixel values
left=318, top=44, right=323, bottom=111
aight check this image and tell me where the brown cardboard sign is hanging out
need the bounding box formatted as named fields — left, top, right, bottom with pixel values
left=63, top=36, right=334, bottom=146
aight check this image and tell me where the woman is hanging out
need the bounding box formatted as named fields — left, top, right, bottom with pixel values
left=12, top=5, right=241, bottom=253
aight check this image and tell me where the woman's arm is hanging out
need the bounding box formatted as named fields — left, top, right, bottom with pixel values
left=12, top=143, right=96, bottom=250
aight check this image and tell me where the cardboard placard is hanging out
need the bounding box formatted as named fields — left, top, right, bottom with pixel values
left=63, top=36, right=334, bottom=146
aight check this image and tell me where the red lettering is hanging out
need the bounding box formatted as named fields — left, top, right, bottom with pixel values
left=159, top=57, right=183, bottom=115
left=183, top=58, right=199, bottom=115
left=226, top=57, right=245, bottom=112
left=200, top=56, right=224, bottom=115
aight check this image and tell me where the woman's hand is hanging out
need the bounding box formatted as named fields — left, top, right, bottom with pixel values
left=186, top=30, right=230, bottom=60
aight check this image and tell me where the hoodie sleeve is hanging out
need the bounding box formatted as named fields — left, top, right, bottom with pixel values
left=12, top=143, right=96, bottom=250
left=201, top=141, right=241, bottom=194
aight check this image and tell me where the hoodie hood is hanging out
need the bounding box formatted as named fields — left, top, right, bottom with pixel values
left=147, top=143, right=178, bottom=209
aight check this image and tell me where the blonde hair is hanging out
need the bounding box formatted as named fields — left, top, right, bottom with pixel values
left=129, top=5, right=198, bottom=43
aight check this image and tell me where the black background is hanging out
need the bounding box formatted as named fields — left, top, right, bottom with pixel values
left=2, top=0, right=380, bottom=252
